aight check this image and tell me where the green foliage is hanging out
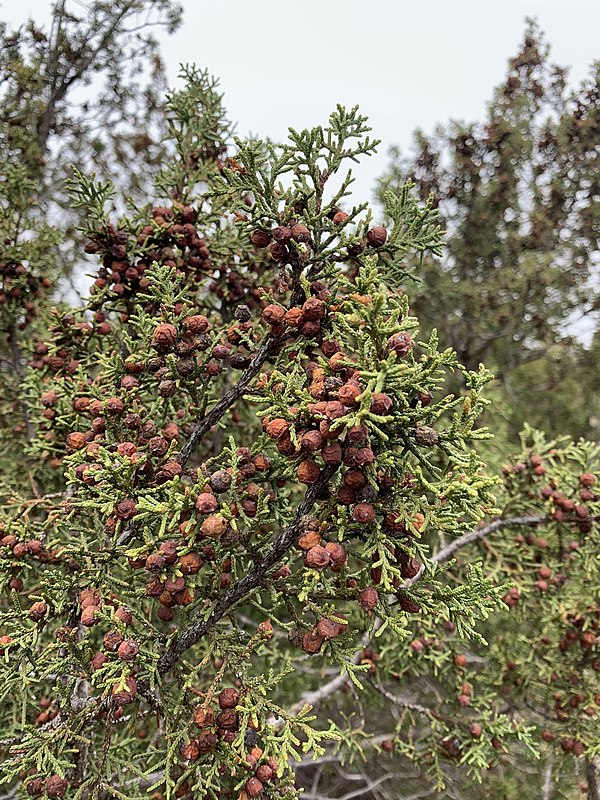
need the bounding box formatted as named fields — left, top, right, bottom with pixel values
left=0, top=64, right=546, bottom=800
left=1, top=16, right=599, bottom=800
left=155, top=65, right=233, bottom=203
left=377, top=20, right=600, bottom=442
left=484, top=429, right=600, bottom=755
left=66, top=169, right=117, bottom=229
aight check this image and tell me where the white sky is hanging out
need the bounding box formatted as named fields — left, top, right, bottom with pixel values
left=1, top=0, right=599, bottom=209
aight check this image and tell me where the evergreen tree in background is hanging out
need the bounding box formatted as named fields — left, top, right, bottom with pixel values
left=1, top=0, right=182, bottom=290
left=378, top=20, right=600, bottom=442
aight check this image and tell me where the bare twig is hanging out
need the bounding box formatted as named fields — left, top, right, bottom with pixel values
left=403, top=514, right=550, bottom=588
left=9, top=324, right=35, bottom=442
left=368, top=680, right=435, bottom=718
left=299, top=774, right=395, bottom=800
left=294, top=734, right=412, bottom=770
left=0, top=785, right=20, bottom=800
left=542, top=754, right=554, bottom=800
left=71, top=678, right=91, bottom=786
left=433, top=514, right=549, bottom=563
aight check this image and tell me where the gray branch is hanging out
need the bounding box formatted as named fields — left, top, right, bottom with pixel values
left=587, top=758, right=600, bottom=800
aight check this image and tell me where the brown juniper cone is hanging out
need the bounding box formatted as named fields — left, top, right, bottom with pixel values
left=29, top=601, right=48, bottom=622
left=414, top=424, right=439, bottom=447
left=0, top=259, right=53, bottom=331
left=45, top=776, right=68, bottom=799
left=366, top=226, right=388, bottom=247
left=218, top=687, right=239, bottom=709
left=386, top=331, right=413, bottom=357
left=358, top=587, right=379, bottom=612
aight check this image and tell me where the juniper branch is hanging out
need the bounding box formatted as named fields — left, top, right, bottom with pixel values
left=177, top=332, right=279, bottom=467
left=586, top=758, right=600, bottom=800
left=367, top=680, right=436, bottom=718
left=434, top=514, right=549, bottom=563
left=116, top=333, right=280, bottom=548
left=295, top=513, right=551, bottom=713
left=9, top=324, right=35, bottom=443
left=156, top=464, right=339, bottom=676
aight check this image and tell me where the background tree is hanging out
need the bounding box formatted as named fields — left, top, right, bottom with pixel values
left=1, top=0, right=182, bottom=183
left=478, top=428, right=600, bottom=800
left=377, top=20, right=600, bottom=442
left=0, top=0, right=183, bottom=290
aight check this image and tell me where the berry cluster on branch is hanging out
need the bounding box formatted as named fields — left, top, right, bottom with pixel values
left=1, top=70, right=596, bottom=800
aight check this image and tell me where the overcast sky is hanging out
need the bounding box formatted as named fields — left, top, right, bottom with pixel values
left=2, top=0, right=599, bottom=207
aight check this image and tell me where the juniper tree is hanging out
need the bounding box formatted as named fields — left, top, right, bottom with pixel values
left=0, top=68, right=598, bottom=800
left=1, top=0, right=182, bottom=179
left=377, top=20, right=600, bottom=442
left=0, top=0, right=182, bottom=289
left=480, top=429, right=600, bottom=797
